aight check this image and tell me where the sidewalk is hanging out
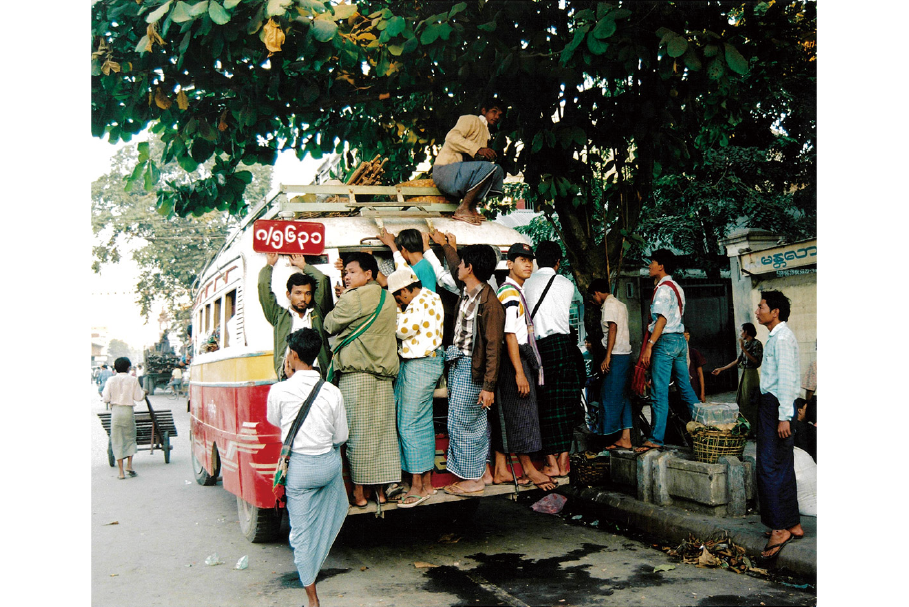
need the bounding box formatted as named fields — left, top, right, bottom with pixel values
left=558, top=484, right=816, bottom=578
left=564, top=389, right=817, bottom=579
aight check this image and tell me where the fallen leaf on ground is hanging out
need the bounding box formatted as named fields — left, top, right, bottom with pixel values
left=414, top=562, right=438, bottom=569
left=104, top=521, right=119, bottom=526
left=110, top=574, right=118, bottom=577
left=698, top=547, right=719, bottom=567
left=653, top=564, right=676, bottom=573
left=438, top=533, right=461, bottom=543
left=360, top=566, right=368, bottom=572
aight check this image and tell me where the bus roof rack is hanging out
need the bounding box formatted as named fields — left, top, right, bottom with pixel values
left=277, top=183, right=458, bottom=218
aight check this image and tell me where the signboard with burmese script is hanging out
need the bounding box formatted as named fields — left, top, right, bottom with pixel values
left=252, top=220, right=325, bottom=255
left=740, top=239, right=817, bottom=275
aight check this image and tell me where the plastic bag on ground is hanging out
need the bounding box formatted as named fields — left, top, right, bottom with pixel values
left=235, top=555, right=248, bottom=570
left=793, top=447, right=817, bottom=516
left=530, top=493, right=567, bottom=514
left=204, top=554, right=224, bottom=566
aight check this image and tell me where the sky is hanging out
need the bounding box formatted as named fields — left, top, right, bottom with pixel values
left=89, top=137, right=322, bottom=353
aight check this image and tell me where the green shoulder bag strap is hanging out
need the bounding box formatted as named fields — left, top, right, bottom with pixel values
left=325, top=288, right=388, bottom=383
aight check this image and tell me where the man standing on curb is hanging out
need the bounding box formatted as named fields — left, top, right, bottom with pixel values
left=637, top=249, right=700, bottom=453
left=755, top=290, right=805, bottom=561
left=524, top=241, right=581, bottom=479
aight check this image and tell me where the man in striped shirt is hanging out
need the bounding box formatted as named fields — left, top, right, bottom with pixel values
left=755, top=290, right=805, bottom=561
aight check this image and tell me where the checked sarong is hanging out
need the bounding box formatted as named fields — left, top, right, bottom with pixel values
left=535, top=333, right=583, bottom=454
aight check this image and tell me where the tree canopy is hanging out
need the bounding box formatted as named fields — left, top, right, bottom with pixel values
left=91, top=0, right=816, bottom=293
left=92, top=133, right=272, bottom=323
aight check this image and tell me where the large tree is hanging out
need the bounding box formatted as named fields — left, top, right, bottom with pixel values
left=92, top=133, right=273, bottom=324
left=91, top=0, right=816, bottom=294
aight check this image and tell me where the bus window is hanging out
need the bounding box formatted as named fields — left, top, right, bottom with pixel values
left=224, top=290, right=237, bottom=348
left=204, top=303, right=211, bottom=335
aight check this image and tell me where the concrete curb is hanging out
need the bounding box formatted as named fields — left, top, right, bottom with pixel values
left=559, top=485, right=816, bottom=579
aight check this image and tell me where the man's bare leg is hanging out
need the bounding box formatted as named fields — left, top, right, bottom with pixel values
left=541, top=455, right=560, bottom=478
left=117, top=458, right=125, bottom=479
left=492, top=451, right=514, bottom=484
left=304, top=581, right=319, bottom=607
left=351, top=483, right=367, bottom=507
left=517, top=454, right=555, bottom=490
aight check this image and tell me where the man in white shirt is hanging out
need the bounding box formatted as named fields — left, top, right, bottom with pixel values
left=266, top=328, right=348, bottom=607
left=524, top=241, right=582, bottom=478
left=587, top=278, right=634, bottom=451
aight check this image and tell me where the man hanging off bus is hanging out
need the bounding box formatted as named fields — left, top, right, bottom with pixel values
left=432, top=97, right=507, bottom=226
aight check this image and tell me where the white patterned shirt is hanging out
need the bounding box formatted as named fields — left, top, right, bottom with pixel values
left=600, top=294, right=632, bottom=355
left=498, top=277, right=529, bottom=345
left=396, top=287, right=444, bottom=359
left=102, top=373, right=145, bottom=407
left=759, top=321, right=801, bottom=421
left=648, top=276, right=686, bottom=334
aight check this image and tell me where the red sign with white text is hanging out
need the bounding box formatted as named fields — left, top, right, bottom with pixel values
left=252, top=220, right=325, bottom=255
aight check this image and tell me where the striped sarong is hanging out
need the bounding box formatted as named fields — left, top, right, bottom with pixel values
left=338, top=372, right=401, bottom=485
left=535, top=333, right=583, bottom=454
left=286, top=448, right=348, bottom=587
left=395, top=352, right=444, bottom=474
left=445, top=353, right=490, bottom=480
left=432, top=161, right=504, bottom=201
left=492, top=351, right=542, bottom=454
left=110, top=405, right=137, bottom=459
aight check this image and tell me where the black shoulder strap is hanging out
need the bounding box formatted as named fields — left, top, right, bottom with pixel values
left=282, top=379, right=325, bottom=449
left=531, top=275, right=557, bottom=320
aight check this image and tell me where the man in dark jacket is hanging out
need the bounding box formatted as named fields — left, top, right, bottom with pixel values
left=439, top=243, right=505, bottom=496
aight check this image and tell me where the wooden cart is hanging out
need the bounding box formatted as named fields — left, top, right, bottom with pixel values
left=97, top=398, right=177, bottom=466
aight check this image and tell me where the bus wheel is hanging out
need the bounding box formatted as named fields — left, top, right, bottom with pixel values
left=191, top=432, right=218, bottom=486
left=237, top=496, right=281, bottom=543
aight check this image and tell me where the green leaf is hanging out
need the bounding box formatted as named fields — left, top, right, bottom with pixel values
left=387, top=43, right=404, bottom=56
left=137, top=142, right=151, bottom=162
left=266, top=0, right=292, bottom=17
left=611, top=8, right=632, bottom=20
left=449, top=2, right=467, bottom=19
left=586, top=33, right=609, bottom=55
left=209, top=2, right=231, bottom=25
left=667, top=36, right=688, bottom=58
left=703, top=44, right=718, bottom=57
left=420, top=23, right=440, bottom=45
left=188, top=1, right=210, bottom=18
left=592, top=18, right=616, bottom=40
left=724, top=42, right=748, bottom=75
left=135, top=35, right=150, bottom=53
left=531, top=132, right=544, bottom=154
left=178, top=154, right=199, bottom=172
left=402, top=36, right=419, bottom=54
left=706, top=57, right=724, bottom=80
left=683, top=47, right=702, bottom=71
left=386, top=15, right=405, bottom=37
left=311, top=19, right=338, bottom=42
left=235, top=170, right=253, bottom=184
left=478, top=21, right=496, bottom=32
left=224, top=0, right=242, bottom=8
left=170, top=1, right=194, bottom=23
left=146, top=0, right=173, bottom=23
left=332, top=4, right=358, bottom=20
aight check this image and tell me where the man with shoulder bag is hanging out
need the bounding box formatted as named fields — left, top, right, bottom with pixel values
left=266, top=328, right=348, bottom=607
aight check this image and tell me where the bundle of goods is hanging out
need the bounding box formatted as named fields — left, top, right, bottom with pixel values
left=686, top=402, right=750, bottom=464
left=144, top=352, right=181, bottom=375
left=568, top=450, right=610, bottom=488
left=396, top=177, right=449, bottom=204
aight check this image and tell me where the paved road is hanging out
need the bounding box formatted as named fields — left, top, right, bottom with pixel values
left=90, top=384, right=815, bottom=606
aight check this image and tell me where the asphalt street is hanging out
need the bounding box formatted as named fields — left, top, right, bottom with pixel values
left=90, top=384, right=816, bottom=606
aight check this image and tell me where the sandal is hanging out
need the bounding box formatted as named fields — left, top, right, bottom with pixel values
left=451, top=213, right=481, bottom=226
left=126, top=470, right=138, bottom=477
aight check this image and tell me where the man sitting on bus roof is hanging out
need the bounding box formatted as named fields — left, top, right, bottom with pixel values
left=258, top=253, right=333, bottom=379
left=324, top=252, right=401, bottom=507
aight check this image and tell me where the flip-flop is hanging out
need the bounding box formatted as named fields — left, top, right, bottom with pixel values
left=385, top=483, right=408, bottom=500
left=635, top=443, right=662, bottom=454
left=760, top=532, right=795, bottom=561
left=397, top=494, right=431, bottom=509
left=443, top=482, right=485, bottom=497
left=118, top=476, right=126, bottom=480
left=126, top=470, right=138, bottom=477
left=349, top=501, right=368, bottom=509
left=451, top=213, right=481, bottom=226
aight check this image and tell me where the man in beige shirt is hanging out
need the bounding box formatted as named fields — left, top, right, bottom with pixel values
left=433, top=98, right=507, bottom=225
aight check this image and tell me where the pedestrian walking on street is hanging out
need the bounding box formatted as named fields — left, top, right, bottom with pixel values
left=101, top=357, right=146, bottom=480
left=266, top=328, right=349, bottom=607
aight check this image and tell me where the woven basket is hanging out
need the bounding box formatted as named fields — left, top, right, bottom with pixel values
left=569, top=452, right=610, bottom=487
left=691, top=431, right=747, bottom=464
left=396, top=178, right=449, bottom=203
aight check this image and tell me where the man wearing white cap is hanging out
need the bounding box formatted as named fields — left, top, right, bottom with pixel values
left=387, top=267, right=445, bottom=507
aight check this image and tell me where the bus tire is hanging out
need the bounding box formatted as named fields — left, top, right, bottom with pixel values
left=191, top=432, right=218, bottom=486
left=237, top=496, right=282, bottom=543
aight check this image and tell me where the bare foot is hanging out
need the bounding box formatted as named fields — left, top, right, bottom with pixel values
left=481, top=469, right=494, bottom=484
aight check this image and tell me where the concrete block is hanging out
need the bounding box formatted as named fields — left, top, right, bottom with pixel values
left=742, top=455, right=755, bottom=501
left=652, top=451, right=675, bottom=507
left=666, top=457, right=728, bottom=506
left=609, top=449, right=638, bottom=487
left=636, top=448, right=660, bottom=503
left=719, top=455, right=746, bottom=517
